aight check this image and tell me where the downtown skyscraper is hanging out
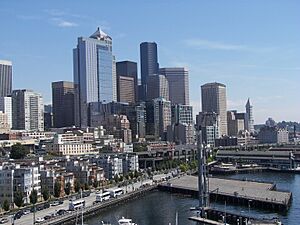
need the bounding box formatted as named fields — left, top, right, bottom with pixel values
left=0, top=60, right=12, bottom=97
left=140, top=42, right=159, bottom=101
left=201, top=82, right=227, bottom=136
left=52, top=81, right=75, bottom=128
left=73, top=28, right=117, bottom=127
left=159, top=67, right=189, bottom=105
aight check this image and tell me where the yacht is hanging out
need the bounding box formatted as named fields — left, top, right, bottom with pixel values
left=118, top=217, right=137, bottom=225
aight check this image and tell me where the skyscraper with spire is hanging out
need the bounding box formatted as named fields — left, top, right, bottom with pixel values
left=245, top=98, right=254, bottom=133
left=73, top=28, right=117, bottom=127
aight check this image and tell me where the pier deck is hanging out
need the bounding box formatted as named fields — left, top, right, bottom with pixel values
left=159, top=175, right=291, bottom=211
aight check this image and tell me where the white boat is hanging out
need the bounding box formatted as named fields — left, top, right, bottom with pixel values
left=118, top=217, right=137, bottom=225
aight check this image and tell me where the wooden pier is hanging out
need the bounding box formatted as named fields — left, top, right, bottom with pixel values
left=159, top=175, right=292, bottom=212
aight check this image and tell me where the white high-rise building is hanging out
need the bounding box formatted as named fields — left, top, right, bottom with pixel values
left=0, top=96, right=12, bottom=128
left=11, top=89, right=44, bottom=131
left=146, top=74, right=169, bottom=101
left=245, top=98, right=254, bottom=133
left=201, top=82, right=227, bottom=136
left=73, top=28, right=117, bottom=127
left=153, top=97, right=171, bottom=140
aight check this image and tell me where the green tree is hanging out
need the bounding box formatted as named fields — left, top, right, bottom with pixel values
left=54, top=181, right=61, bottom=198
left=30, top=189, right=38, bottom=205
left=3, top=199, right=10, bottom=211
left=74, top=180, right=81, bottom=193
left=42, top=188, right=50, bottom=201
left=64, top=182, right=71, bottom=195
left=93, top=181, right=98, bottom=189
left=114, top=176, right=119, bottom=183
left=10, top=143, right=29, bottom=159
left=14, top=191, right=24, bottom=208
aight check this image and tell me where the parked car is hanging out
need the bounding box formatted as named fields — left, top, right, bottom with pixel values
left=44, top=202, right=50, bottom=209
left=57, top=209, right=67, bottom=215
left=44, top=215, right=52, bottom=220
left=50, top=201, right=60, bottom=207
left=22, top=209, right=31, bottom=215
left=14, top=211, right=23, bottom=220
left=58, top=200, right=64, bottom=205
left=35, top=217, right=45, bottom=223
left=0, top=218, right=9, bottom=224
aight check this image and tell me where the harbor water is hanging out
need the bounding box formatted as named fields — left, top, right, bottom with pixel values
left=85, top=172, right=300, bottom=225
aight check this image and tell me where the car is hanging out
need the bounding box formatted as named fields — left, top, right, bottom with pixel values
left=43, top=202, right=50, bottom=209
left=58, top=200, right=64, bottom=205
left=44, top=215, right=52, bottom=220
left=35, top=217, right=45, bottom=223
left=0, top=218, right=9, bottom=224
left=57, top=209, right=67, bottom=215
left=22, top=209, right=31, bottom=215
left=36, top=205, right=44, bottom=211
left=14, top=211, right=23, bottom=220
left=50, top=201, right=60, bottom=206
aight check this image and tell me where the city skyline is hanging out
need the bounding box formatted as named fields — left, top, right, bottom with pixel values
left=0, top=1, right=299, bottom=123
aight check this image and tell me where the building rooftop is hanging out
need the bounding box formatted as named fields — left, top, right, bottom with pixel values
left=90, top=27, right=112, bottom=40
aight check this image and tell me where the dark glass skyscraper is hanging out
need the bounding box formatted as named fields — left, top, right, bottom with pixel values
left=52, top=81, right=75, bottom=128
left=140, top=42, right=159, bottom=101
left=0, top=60, right=12, bottom=97
left=116, top=61, right=138, bottom=102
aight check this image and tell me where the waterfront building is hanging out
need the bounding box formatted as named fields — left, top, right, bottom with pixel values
left=52, top=81, right=75, bottom=128
left=73, top=28, right=117, bottom=127
left=216, top=150, right=295, bottom=170
left=0, top=60, right=12, bottom=97
left=245, top=98, right=254, bottom=133
left=11, top=89, right=44, bottom=131
left=258, top=126, right=289, bottom=144
left=116, top=61, right=138, bottom=101
left=0, top=163, right=41, bottom=206
left=153, top=97, right=171, bottom=140
left=159, top=67, right=189, bottom=105
left=146, top=74, right=169, bottom=101
left=117, top=75, right=135, bottom=103
left=0, top=96, right=12, bottom=128
left=91, top=153, right=138, bottom=179
left=140, top=42, right=159, bottom=101
left=201, top=82, right=227, bottom=136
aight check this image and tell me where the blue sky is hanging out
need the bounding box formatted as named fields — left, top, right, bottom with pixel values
left=0, top=0, right=299, bottom=123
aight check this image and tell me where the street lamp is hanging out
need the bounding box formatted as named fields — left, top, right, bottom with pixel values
left=248, top=200, right=252, bottom=223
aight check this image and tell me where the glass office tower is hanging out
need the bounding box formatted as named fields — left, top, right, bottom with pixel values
left=73, top=28, right=117, bottom=127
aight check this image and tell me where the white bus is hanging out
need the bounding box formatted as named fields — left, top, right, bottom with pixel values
left=106, top=188, right=124, bottom=198
left=96, top=191, right=111, bottom=202
left=69, top=199, right=85, bottom=211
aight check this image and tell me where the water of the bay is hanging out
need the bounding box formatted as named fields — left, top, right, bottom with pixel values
left=86, top=172, right=300, bottom=225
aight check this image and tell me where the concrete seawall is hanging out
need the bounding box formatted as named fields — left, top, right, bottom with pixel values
left=40, top=185, right=157, bottom=225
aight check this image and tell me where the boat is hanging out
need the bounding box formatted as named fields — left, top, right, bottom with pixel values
left=118, top=217, right=137, bottom=225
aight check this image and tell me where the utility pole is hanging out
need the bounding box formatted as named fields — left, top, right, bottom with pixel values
left=197, top=131, right=209, bottom=217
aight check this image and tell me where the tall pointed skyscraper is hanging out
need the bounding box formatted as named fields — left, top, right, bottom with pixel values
left=73, top=28, right=117, bottom=127
left=245, top=98, right=254, bottom=133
